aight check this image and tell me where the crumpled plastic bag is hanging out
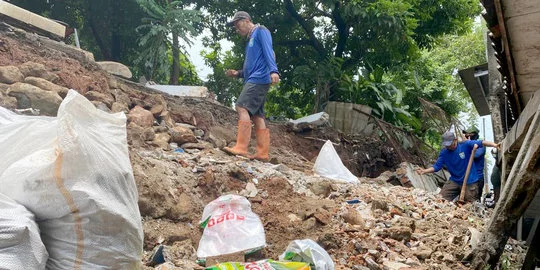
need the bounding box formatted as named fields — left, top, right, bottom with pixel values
left=313, top=140, right=359, bottom=183
left=279, top=239, right=335, bottom=270
left=205, top=259, right=310, bottom=270
left=197, top=195, right=266, bottom=259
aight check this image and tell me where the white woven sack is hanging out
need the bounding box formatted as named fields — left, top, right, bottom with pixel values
left=0, top=193, right=48, bottom=270
left=0, top=90, right=143, bottom=269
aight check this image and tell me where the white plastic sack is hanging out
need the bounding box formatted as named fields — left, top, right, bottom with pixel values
left=313, top=140, right=359, bottom=183
left=197, top=194, right=266, bottom=259
left=0, top=90, right=143, bottom=269
left=279, top=239, right=335, bottom=270
left=0, top=193, right=48, bottom=270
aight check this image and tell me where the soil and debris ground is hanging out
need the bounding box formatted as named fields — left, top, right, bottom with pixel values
left=0, top=27, right=528, bottom=269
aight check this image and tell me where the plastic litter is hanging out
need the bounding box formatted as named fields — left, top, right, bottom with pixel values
left=197, top=195, right=266, bottom=259
left=279, top=239, right=335, bottom=270
left=313, top=140, right=359, bottom=183
left=205, top=259, right=310, bottom=270
left=346, top=199, right=360, bottom=204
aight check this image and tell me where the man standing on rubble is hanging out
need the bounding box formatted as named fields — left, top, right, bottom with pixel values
left=463, top=126, right=486, bottom=200
left=223, top=11, right=280, bottom=162
left=416, top=131, right=500, bottom=202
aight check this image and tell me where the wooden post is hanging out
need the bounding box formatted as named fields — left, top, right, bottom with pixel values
left=470, top=105, right=540, bottom=269
left=459, top=144, right=478, bottom=203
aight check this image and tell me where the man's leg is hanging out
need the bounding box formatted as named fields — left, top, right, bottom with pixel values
left=223, top=107, right=252, bottom=157
left=249, top=115, right=270, bottom=161
left=465, top=182, right=480, bottom=202
left=439, top=181, right=462, bottom=201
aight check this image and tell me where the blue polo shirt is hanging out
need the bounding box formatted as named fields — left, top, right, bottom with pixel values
left=240, top=26, right=279, bottom=85
left=432, top=140, right=484, bottom=184
left=474, top=144, right=486, bottom=180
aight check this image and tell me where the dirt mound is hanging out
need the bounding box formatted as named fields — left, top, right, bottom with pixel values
left=0, top=25, right=527, bottom=270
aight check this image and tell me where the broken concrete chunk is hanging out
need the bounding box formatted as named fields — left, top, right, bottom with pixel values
left=24, top=76, right=68, bottom=98
left=170, top=126, right=197, bottom=145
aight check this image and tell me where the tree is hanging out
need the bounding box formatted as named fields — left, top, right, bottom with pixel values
left=135, top=0, right=202, bottom=84
left=195, top=0, right=481, bottom=121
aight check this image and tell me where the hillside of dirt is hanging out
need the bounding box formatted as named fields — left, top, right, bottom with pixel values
left=0, top=24, right=528, bottom=269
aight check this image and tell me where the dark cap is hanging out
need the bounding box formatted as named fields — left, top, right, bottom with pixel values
left=442, top=131, right=455, bottom=147
left=226, top=11, right=251, bottom=26
left=463, top=126, right=479, bottom=134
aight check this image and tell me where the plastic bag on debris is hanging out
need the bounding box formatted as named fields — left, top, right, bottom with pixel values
left=0, top=193, right=48, bottom=270
left=197, top=194, right=266, bottom=259
left=279, top=239, right=334, bottom=270
left=313, top=140, right=359, bottom=183
left=205, top=259, right=310, bottom=270
left=0, top=90, right=143, bottom=269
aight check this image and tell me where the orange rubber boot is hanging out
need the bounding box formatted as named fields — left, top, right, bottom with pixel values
left=223, top=120, right=252, bottom=157
left=249, top=128, right=270, bottom=162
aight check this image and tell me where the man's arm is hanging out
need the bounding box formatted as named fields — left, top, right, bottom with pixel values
left=416, top=153, right=444, bottom=175
left=482, top=140, right=501, bottom=149
left=416, top=167, right=435, bottom=175
left=258, top=28, right=279, bottom=84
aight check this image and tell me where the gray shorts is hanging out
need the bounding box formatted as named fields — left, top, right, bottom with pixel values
left=235, top=82, right=270, bottom=117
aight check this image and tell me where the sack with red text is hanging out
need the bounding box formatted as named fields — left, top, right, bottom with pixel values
left=197, top=194, right=266, bottom=259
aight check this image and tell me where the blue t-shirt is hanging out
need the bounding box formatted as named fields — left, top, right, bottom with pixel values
left=240, top=26, right=279, bottom=85
left=473, top=143, right=486, bottom=180
left=432, top=140, right=484, bottom=184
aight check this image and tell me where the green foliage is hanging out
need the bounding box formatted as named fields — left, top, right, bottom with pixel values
left=201, top=43, right=242, bottom=106
left=135, top=0, right=202, bottom=83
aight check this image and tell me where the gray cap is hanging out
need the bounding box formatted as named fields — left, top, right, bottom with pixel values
left=226, top=11, right=251, bottom=26
left=442, top=131, right=455, bottom=147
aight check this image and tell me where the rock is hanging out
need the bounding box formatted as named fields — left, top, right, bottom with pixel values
left=0, top=66, right=24, bottom=84
left=111, top=102, right=129, bottom=113
left=170, top=126, right=197, bottom=145
left=150, top=104, right=165, bottom=118
left=154, top=262, right=178, bottom=270
left=85, top=90, right=114, bottom=108
left=160, top=110, right=176, bottom=128
left=342, top=208, right=365, bottom=227
left=181, top=141, right=213, bottom=150
left=208, top=126, right=236, bottom=144
left=244, top=182, right=258, bottom=197
left=193, top=128, right=204, bottom=138
left=302, top=217, right=317, bottom=230
left=384, top=226, right=412, bottom=241
left=153, top=133, right=171, bottom=150
left=371, top=200, right=389, bottom=212
left=142, top=127, right=156, bottom=142
left=24, top=77, right=69, bottom=98
left=307, top=180, right=332, bottom=197
left=97, top=61, right=133, bottom=78
left=287, top=214, right=302, bottom=223
left=0, top=83, right=17, bottom=109
left=394, top=217, right=416, bottom=232
left=413, top=248, right=433, bottom=260
left=18, top=62, right=58, bottom=82
left=7, top=82, right=62, bottom=116
left=128, top=106, right=154, bottom=128
left=167, top=193, right=192, bottom=221
left=382, top=261, right=410, bottom=270
left=112, top=88, right=131, bottom=105
left=92, top=101, right=111, bottom=112
left=314, top=208, right=332, bottom=225
left=365, top=257, right=381, bottom=270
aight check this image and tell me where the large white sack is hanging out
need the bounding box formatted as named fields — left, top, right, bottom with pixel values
left=313, top=140, right=359, bottom=183
left=0, top=90, right=143, bottom=269
left=0, top=193, right=48, bottom=270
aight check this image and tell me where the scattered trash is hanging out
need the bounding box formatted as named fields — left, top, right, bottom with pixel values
left=314, top=140, right=359, bottom=183
left=346, top=199, right=360, bottom=204
left=197, top=195, right=266, bottom=260
left=146, top=244, right=168, bottom=267
left=174, top=148, right=185, bottom=153
left=279, top=239, right=335, bottom=270
left=205, top=259, right=310, bottom=270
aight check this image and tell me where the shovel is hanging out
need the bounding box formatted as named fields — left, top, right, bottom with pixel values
left=458, top=144, right=478, bottom=204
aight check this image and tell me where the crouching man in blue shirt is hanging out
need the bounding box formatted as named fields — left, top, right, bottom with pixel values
left=416, top=131, right=500, bottom=202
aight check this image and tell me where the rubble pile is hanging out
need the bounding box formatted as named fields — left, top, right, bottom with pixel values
left=0, top=25, right=528, bottom=269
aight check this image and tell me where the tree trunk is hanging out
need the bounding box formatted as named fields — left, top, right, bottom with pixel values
left=470, top=106, right=540, bottom=268
left=170, top=33, right=180, bottom=85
